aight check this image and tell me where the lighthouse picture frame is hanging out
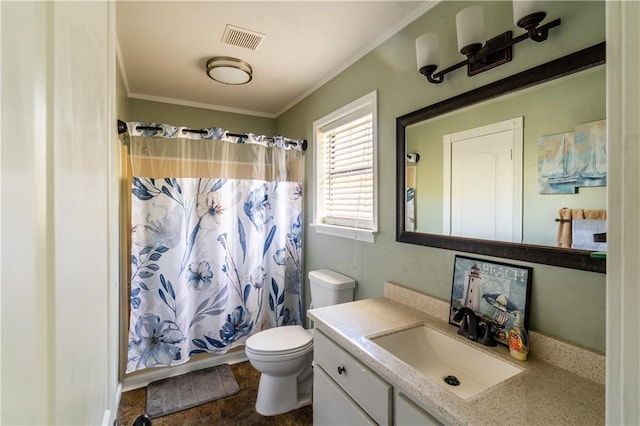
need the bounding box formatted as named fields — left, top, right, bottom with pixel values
left=448, top=255, right=533, bottom=346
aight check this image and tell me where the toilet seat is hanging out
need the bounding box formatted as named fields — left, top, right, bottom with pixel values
left=245, top=325, right=312, bottom=357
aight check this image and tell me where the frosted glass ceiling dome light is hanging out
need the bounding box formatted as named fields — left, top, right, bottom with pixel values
left=206, top=56, right=253, bottom=85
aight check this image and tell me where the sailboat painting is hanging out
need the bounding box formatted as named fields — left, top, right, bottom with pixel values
left=575, top=119, right=607, bottom=187
left=538, top=132, right=579, bottom=194
left=537, top=119, right=607, bottom=194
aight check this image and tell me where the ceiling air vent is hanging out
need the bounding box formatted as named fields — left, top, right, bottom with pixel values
left=221, top=25, right=265, bottom=51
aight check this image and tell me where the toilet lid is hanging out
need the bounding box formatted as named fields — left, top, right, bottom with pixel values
left=245, top=325, right=312, bottom=354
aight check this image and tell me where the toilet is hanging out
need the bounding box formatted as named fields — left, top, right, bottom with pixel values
left=245, top=269, right=356, bottom=416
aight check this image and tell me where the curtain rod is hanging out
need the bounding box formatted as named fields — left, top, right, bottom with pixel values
left=117, top=119, right=307, bottom=151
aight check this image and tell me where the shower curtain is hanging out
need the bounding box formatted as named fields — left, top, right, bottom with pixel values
left=125, top=122, right=304, bottom=373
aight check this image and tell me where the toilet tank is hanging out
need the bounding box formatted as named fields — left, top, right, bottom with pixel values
left=309, top=269, right=356, bottom=309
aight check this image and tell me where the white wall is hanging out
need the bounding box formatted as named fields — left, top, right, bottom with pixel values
left=1, top=3, right=51, bottom=422
left=1, top=2, right=119, bottom=425
left=606, top=2, right=640, bottom=424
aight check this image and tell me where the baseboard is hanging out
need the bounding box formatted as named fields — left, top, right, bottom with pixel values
left=102, top=382, right=123, bottom=426
left=101, top=409, right=111, bottom=426
left=122, top=351, right=249, bottom=392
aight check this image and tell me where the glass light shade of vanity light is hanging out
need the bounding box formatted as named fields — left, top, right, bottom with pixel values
left=455, top=5, right=485, bottom=52
left=415, top=33, right=439, bottom=70
left=513, top=0, right=548, bottom=26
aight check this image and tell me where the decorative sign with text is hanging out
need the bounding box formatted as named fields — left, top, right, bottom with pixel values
left=449, top=255, right=532, bottom=346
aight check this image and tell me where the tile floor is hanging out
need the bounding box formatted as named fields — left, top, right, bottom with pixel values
left=117, top=361, right=313, bottom=426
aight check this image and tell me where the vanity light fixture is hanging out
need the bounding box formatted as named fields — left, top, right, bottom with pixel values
left=206, top=56, right=253, bottom=85
left=416, top=1, right=560, bottom=84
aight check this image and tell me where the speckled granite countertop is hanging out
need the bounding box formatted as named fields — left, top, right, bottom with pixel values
left=308, top=294, right=604, bottom=425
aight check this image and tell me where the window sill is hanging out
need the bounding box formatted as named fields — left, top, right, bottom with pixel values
left=311, top=223, right=376, bottom=243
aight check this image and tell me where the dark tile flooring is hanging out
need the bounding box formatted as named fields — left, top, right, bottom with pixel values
left=117, top=361, right=313, bottom=426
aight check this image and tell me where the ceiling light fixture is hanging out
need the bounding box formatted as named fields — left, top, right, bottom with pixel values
left=206, top=56, right=253, bottom=85
left=416, top=1, right=560, bottom=84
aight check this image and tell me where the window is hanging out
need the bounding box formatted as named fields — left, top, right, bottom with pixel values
left=312, top=91, right=377, bottom=242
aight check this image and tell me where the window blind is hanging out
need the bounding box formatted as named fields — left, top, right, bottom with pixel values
left=320, top=113, right=373, bottom=229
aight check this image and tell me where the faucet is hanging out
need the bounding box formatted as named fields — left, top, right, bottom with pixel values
left=453, top=308, right=497, bottom=346
left=453, top=307, right=478, bottom=340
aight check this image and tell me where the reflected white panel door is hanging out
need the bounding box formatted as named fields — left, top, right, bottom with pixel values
left=443, top=118, right=523, bottom=242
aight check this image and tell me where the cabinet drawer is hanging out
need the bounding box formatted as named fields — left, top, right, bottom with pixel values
left=314, top=365, right=376, bottom=425
left=314, top=331, right=392, bottom=425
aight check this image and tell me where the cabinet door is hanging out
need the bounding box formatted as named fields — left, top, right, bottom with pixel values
left=314, top=366, right=376, bottom=426
left=314, top=331, right=392, bottom=424
left=395, top=392, right=443, bottom=426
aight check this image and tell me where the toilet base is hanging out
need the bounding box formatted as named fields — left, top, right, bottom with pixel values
left=255, top=364, right=313, bottom=416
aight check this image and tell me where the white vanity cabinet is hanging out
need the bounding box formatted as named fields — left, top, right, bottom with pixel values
left=313, top=330, right=392, bottom=425
left=395, top=391, right=444, bottom=426
left=314, top=367, right=376, bottom=425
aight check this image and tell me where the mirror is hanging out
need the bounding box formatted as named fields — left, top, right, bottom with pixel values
left=396, top=43, right=606, bottom=273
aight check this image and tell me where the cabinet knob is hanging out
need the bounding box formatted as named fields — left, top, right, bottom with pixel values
left=337, top=365, right=346, bottom=375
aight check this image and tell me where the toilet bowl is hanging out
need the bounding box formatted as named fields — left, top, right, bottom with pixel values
left=244, top=269, right=356, bottom=416
left=245, top=325, right=313, bottom=416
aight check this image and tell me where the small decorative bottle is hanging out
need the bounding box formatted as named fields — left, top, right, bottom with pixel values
left=508, top=311, right=529, bottom=361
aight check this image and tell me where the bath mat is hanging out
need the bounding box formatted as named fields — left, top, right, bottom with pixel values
left=146, top=364, right=240, bottom=419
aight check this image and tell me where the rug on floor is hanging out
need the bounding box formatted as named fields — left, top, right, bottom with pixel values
left=145, top=363, right=240, bottom=419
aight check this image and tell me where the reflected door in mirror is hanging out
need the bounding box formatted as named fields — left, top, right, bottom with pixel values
left=443, top=118, right=523, bottom=242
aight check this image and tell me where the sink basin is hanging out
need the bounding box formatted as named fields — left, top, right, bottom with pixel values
left=370, top=325, right=523, bottom=400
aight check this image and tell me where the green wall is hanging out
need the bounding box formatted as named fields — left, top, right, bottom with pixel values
left=276, top=1, right=606, bottom=352
left=126, top=98, right=275, bottom=135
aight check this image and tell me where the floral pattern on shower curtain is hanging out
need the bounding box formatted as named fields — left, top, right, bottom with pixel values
left=125, top=122, right=304, bottom=373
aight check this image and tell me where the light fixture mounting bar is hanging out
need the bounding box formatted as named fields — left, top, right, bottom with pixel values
left=425, top=18, right=561, bottom=84
left=468, top=31, right=513, bottom=76
left=480, top=18, right=562, bottom=57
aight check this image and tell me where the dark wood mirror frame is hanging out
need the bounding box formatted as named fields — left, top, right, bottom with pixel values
left=396, top=42, right=606, bottom=274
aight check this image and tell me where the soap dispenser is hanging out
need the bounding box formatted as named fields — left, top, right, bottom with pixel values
left=508, top=311, right=529, bottom=361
